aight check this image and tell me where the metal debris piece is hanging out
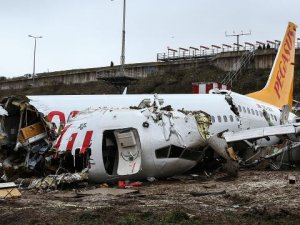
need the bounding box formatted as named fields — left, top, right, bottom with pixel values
left=0, top=182, right=21, bottom=198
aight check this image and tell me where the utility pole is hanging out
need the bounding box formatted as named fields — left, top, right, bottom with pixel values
left=28, top=35, right=43, bottom=85
left=99, top=0, right=135, bottom=93
left=120, top=0, right=126, bottom=69
left=111, top=0, right=126, bottom=76
left=225, top=30, right=251, bottom=51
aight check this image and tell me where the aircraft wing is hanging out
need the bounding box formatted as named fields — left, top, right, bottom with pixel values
left=223, top=123, right=300, bottom=142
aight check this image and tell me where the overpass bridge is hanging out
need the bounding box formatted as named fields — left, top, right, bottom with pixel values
left=0, top=48, right=299, bottom=91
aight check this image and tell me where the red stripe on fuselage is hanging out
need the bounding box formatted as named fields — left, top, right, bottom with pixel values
left=80, top=131, right=93, bottom=154
left=66, top=133, right=78, bottom=152
left=55, top=124, right=72, bottom=157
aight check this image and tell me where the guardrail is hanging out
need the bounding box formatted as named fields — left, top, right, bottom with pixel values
left=157, top=42, right=300, bottom=62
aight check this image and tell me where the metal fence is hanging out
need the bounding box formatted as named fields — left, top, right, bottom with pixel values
left=157, top=42, right=300, bottom=62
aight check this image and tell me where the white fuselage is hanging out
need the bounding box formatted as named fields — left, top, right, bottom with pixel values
left=29, top=92, right=295, bottom=135
left=28, top=93, right=296, bottom=182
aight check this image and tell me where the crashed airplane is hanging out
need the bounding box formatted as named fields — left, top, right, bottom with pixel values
left=0, top=22, right=299, bottom=182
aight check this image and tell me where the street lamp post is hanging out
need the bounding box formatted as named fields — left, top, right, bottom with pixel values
left=28, top=35, right=42, bottom=85
left=111, top=0, right=126, bottom=75
left=120, top=0, right=126, bottom=68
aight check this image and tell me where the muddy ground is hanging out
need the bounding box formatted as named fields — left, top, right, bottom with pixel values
left=1, top=170, right=300, bottom=225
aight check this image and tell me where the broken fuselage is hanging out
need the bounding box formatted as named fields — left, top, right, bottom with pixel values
left=56, top=107, right=209, bottom=182
left=49, top=92, right=294, bottom=182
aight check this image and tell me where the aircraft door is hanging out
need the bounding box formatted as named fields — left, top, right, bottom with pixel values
left=114, top=129, right=142, bottom=175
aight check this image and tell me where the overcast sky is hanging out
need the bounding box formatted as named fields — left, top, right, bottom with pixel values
left=0, top=0, right=300, bottom=77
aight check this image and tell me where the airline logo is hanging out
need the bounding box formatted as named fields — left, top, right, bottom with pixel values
left=47, top=110, right=79, bottom=129
left=247, top=22, right=297, bottom=109
left=274, top=24, right=296, bottom=99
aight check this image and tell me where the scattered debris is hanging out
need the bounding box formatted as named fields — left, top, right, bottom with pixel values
left=118, top=180, right=142, bottom=189
left=1, top=170, right=300, bottom=225
left=27, top=169, right=89, bottom=190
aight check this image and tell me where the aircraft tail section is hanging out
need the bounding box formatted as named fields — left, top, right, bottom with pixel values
left=247, top=22, right=297, bottom=109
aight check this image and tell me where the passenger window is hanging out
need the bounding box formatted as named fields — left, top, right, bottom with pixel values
left=274, top=115, right=277, bottom=121
left=223, top=115, right=228, bottom=122
left=255, top=110, right=259, bottom=116
left=251, top=109, right=255, bottom=115
left=236, top=117, right=239, bottom=121
left=238, top=105, right=242, bottom=112
left=229, top=115, right=234, bottom=122
left=271, top=114, right=274, bottom=120
left=242, top=107, right=246, bottom=113
left=259, top=111, right=263, bottom=117
left=211, top=116, right=215, bottom=123
left=247, top=108, right=250, bottom=114
left=217, top=116, right=222, bottom=122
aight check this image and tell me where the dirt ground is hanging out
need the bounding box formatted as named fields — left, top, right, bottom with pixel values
left=1, top=170, right=300, bottom=225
